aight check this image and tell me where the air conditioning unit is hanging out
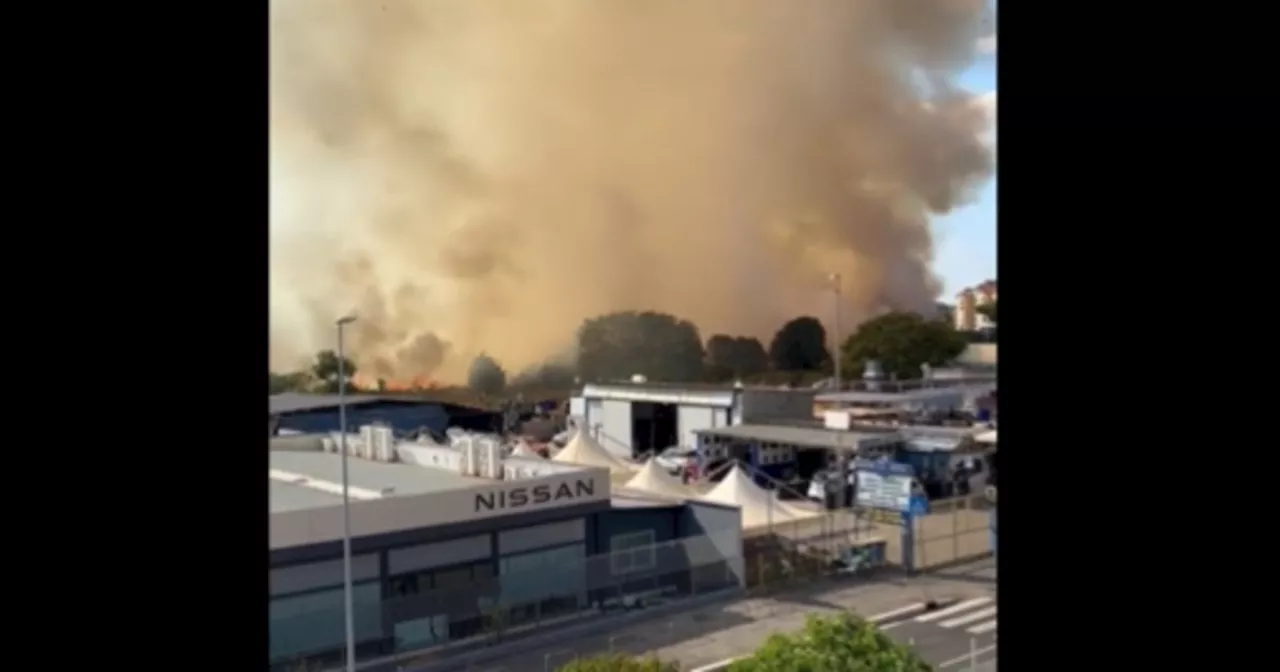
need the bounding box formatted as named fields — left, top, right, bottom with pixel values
left=372, top=426, right=395, bottom=462
left=461, top=438, right=479, bottom=477
left=484, top=440, right=502, bottom=479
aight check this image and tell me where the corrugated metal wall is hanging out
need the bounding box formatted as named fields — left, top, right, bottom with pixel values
left=739, top=389, right=818, bottom=423
left=598, top=399, right=633, bottom=458
left=676, top=404, right=714, bottom=448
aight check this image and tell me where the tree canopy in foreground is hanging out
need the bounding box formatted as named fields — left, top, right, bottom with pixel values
left=729, top=613, right=932, bottom=672
left=562, top=613, right=929, bottom=672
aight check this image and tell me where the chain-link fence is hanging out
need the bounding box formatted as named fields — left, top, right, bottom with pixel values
left=854, top=492, right=993, bottom=570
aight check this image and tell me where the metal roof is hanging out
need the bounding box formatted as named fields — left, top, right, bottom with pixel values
left=268, top=451, right=485, bottom=506
left=269, top=393, right=389, bottom=415
left=815, top=386, right=994, bottom=405
left=267, top=392, right=464, bottom=416
left=270, top=480, right=347, bottom=513
left=693, top=424, right=899, bottom=451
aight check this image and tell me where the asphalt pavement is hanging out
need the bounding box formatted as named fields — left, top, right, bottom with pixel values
left=879, top=595, right=997, bottom=670
left=447, top=559, right=996, bottom=672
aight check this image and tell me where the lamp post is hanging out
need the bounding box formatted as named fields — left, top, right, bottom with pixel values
left=336, top=314, right=358, bottom=672
left=829, top=272, right=842, bottom=392
left=827, top=272, right=852, bottom=515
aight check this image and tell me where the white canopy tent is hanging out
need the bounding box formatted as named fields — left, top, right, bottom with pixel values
left=701, top=464, right=820, bottom=530
left=553, top=429, right=637, bottom=475
left=510, top=442, right=544, bottom=459
left=623, top=459, right=695, bottom=499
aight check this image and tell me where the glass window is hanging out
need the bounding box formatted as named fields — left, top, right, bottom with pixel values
left=498, top=544, right=587, bottom=607
left=390, top=574, right=419, bottom=597
left=610, top=531, right=656, bottom=575
left=394, top=615, right=448, bottom=651
left=270, top=582, right=382, bottom=663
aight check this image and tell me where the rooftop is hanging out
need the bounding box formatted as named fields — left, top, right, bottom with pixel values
left=694, top=423, right=898, bottom=451
left=269, top=450, right=489, bottom=514
left=269, top=442, right=613, bottom=550
left=269, top=392, right=499, bottom=416
left=815, top=385, right=994, bottom=405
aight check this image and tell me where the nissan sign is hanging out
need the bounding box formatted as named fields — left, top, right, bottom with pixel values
left=475, top=479, right=597, bottom=512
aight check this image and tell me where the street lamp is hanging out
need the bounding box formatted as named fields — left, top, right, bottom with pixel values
left=828, top=273, right=842, bottom=392
left=826, top=273, right=853, bottom=515
left=336, top=314, right=358, bottom=672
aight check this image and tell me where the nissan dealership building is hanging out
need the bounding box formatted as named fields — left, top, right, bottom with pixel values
left=269, top=429, right=742, bottom=670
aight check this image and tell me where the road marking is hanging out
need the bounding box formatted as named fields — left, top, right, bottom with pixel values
left=967, top=619, right=997, bottom=634
left=869, top=602, right=930, bottom=623
left=913, top=597, right=992, bottom=623
left=689, top=601, right=936, bottom=671
left=688, top=656, right=748, bottom=672
left=938, top=644, right=998, bottom=669
left=939, top=606, right=997, bottom=629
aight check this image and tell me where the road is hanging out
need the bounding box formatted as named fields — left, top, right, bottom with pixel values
left=456, top=558, right=996, bottom=672
left=879, top=595, right=997, bottom=670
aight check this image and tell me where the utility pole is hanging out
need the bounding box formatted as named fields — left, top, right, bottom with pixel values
left=828, top=272, right=852, bottom=515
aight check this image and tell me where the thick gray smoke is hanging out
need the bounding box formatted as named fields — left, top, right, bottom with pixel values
left=269, top=0, right=994, bottom=382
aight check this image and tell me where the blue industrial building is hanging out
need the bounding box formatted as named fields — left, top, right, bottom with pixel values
left=270, top=392, right=501, bottom=436
left=269, top=442, right=742, bottom=670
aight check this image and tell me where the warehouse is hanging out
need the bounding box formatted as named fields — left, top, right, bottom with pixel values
left=269, top=392, right=501, bottom=436
left=570, top=383, right=818, bottom=459
left=269, top=432, right=743, bottom=670
left=693, top=423, right=902, bottom=485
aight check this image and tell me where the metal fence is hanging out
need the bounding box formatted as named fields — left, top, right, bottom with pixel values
left=854, top=493, right=994, bottom=570
left=271, top=534, right=744, bottom=672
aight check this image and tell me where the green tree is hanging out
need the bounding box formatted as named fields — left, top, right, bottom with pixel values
left=467, top=353, right=508, bottom=396
left=729, top=613, right=931, bottom=672
left=310, top=350, right=358, bottom=393
left=706, top=334, right=769, bottom=381
left=768, top=316, right=830, bottom=372
left=558, top=654, right=680, bottom=672
left=576, top=311, right=705, bottom=382
left=511, top=361, right=578, bottom=389
left=841, top=311, right=967, bottom=381
left=975, top=300, right=997, bottom=325
left=269, top=371, right=311, bottom=394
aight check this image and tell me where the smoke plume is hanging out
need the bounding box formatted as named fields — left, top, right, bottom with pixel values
left=269, top=0, right=994, bottom=382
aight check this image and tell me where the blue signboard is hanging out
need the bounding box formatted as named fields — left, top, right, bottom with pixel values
left=854, top=458, right=918, bottom=512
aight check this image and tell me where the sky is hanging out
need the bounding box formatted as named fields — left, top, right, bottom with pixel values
left=933, top=31, right=997, bottom=300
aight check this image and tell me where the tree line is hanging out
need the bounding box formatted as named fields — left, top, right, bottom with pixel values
left=270, top=305, right=982, bottom=397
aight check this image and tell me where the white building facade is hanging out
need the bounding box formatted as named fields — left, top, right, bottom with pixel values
left=571, top=384, right=817, bottom=458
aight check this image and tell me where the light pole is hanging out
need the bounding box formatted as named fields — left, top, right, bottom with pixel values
left=827, top=272, right=851, bottom=516
left=829, top=272, right=842, bottom=392
left=337, top=314, right=358, bottom=672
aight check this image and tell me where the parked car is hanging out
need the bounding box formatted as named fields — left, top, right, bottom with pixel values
left=654, top=445, right=698, bottom=476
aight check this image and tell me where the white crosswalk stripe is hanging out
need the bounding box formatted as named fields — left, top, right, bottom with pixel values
left=968, top=619, right=998, bottom=634
left=914, top=597, right=998, bottom=636
left=914, top=597, right=992, bottom=623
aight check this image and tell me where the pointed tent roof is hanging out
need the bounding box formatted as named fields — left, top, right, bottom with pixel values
left=624, top=459, right=695, bottom=499
left=553, top=429, right=636, bottom=475
left=510, top=442, right=544, bottom=459
left=702, top=463, right=820, bottom=529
